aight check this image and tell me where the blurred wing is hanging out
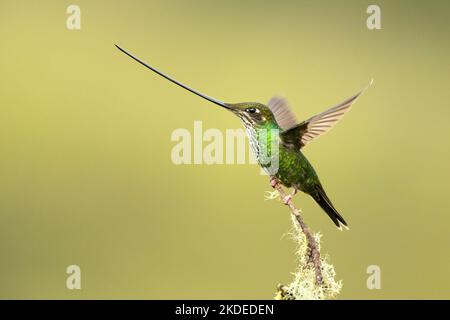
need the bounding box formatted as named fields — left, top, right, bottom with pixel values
left=267, top=96, right=298, bottom=130
left=281, top=81, right=372, bottom=149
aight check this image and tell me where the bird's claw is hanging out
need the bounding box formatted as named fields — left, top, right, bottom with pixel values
left=270, top=177, right=279, bottom=188
left=283, top=195, right=292, bottom=205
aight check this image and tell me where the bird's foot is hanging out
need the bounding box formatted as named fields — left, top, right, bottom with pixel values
left=283, top=194, right=293, bottom=205
left=270, top=177, right=279, bottom=188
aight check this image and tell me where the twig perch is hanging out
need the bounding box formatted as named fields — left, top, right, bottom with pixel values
left=269, top=176, right=342, bottom=300
left=270, top=177, right=323, bottom=285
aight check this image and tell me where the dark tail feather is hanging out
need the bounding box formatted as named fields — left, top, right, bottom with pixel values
left=312, top=186, right=348, bottom=229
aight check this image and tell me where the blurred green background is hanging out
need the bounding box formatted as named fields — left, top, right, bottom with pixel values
left=0, top=0, right=449, bottom=299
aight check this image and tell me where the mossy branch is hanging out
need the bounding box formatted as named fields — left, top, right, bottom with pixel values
left=269, top=177, right=342, bottom=300
left=270, top=177, right=323, bottom=285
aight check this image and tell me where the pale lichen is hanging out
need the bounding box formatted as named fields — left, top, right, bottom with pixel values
left=267, top=190, right=342, bottom=300
left=264, top=190, right=280, bottom=201
left=275, top=216, right=342, bottom=300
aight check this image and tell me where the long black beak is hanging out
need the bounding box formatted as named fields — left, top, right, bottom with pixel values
left=115, top=45, right=230, bottom=109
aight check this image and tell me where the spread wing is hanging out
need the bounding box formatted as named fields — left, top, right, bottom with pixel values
left=267, top=96, right=298, bottom=130
left=281, top=81, right=372, bottom=149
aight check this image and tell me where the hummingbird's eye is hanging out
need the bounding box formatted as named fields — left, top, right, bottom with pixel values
left=246, top=107, right=258, bottom=114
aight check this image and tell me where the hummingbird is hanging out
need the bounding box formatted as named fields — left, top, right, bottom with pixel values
left=115, top=45, right=371, bottom=230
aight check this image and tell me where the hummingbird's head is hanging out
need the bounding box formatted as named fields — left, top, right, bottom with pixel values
left=224, top=102, right=277, bottom=128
